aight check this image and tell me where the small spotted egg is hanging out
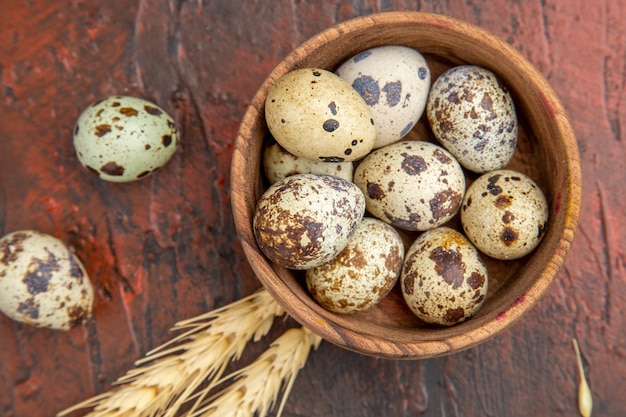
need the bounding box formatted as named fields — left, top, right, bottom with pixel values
left=73, top=96, right=180, bottom=182
left=253, top=173, right=366, bottom=270
left=336, top=45, right=431, bottom=149
left=306, top=217, right=405, bottom=314
left=401, top=226, right=488, bottom=326
left=265, top=68, right=376, bottom=162
left=263, top=139, right=354, bottom=184
left=353, top=140, right=465, bottom=232
left=0, top=230, right=94, bottom=331
left=426, top=65, right=518, bottom=173
left=460, top=169, right=549, bottom=260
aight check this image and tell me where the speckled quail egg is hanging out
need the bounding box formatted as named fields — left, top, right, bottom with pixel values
left=0, top=230, right=94, bottom=330
left=460, top=169, right=549, bottom=260
left=263, top=139, right=354, bottom=184
left=353, top=140, right=465, bottom=232
left=401, top=226, right=488, bottom=326
left=336, top=45, right=431, bottom=149
left=306, top=217, right=405, bottom=314
left=265, top=68, right=376, bottom=162
left=426, top=65, right=517, bottom=173
left=253, top=173, right=366, bottom=270
left=73, top=95, right=180, bottom=182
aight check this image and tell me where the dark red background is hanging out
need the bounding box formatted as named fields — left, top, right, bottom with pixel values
left=0, top=1, right=623, bottom=416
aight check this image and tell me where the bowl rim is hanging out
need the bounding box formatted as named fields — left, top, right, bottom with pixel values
left=231, top=11, right=582, bottom=359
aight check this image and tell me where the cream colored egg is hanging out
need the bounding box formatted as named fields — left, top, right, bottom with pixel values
left=306, top=217, right=404, bottom=314
left=336, top=45, right=431, bottom=149
left=460, top=169, right=549, bottom=260
left=73, top=96, right=180, bottom=182
left=426, top=65, right=517, bottom=173
left=253, top=174, right=366, bottom=270
left=263, top=139, right=354, bottom=184
left=353, top=140, right=465, bottom=231
left=401, top=227, right=488, bottom=326
left=265, top=68, right=376, bottom=162
left=0, top=230, right=94, bottom=330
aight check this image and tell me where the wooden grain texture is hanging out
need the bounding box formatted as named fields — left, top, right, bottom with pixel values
left=0, top=0, right=622, bottom=416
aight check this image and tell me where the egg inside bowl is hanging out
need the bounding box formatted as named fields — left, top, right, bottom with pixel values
left=231, top=11, right=581, bottom=359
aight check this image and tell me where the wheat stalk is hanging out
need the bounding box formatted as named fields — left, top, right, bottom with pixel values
left=186, top=326, right=322, bottom=417
left=58, top=289, right=288, bottom=417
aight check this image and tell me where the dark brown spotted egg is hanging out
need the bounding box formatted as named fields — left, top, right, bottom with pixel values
left=73, top=96, right=180, bottom=182
left=336, top=45, right=431, bottom=149
left=265, top=68, right=376, bottom=162
left=426, top=65, right=518, bottom=173
left=353, top=140, right=465, bottom=232
left=263, top=139, right=354, bottom=184
left=461, top=169, right=549, bottom=260
left=0, top=230, right=94, bottom=330
left=306, top=217, right=404, bottom=314
left=401, top=226, right=488, bottom=326
left=253, top=174, right=365, bottom=270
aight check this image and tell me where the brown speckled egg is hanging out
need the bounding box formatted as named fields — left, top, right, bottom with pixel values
left=461, top=169, right=549, bottom=260
left=336, top=45, right=431, bottom=149
left=253, top=174, right=365, bottom=270
left=426, top=65, right=518, bottom=173
left=0, top=230, right=94, bottom=330
left=306, top=217, right=404, bottom=314
left=73, top=96, right=180, bottom=182
left=263, top=139, right=354, bottom=184
left=401, top=227, right=488, bottom=326
left=265, top=68, right=376, bottom=162
left=353, top=140, right=465, bottom=232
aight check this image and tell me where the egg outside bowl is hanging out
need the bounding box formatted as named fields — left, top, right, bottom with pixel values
left=231, top=11, right=582, bottom=359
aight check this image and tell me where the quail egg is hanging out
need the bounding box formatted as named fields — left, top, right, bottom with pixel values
left=73, top=95, right=180, bottom=182
left=265, top=68, right=376, bottom=162
left=263, top=139, right=354, bottom=184
left=0, top=230, right=94, bottom=330
left=253, top=173, right=366, bottom=270
left=401, top=226, right=488, bottom=326
left=306, top=217, right=404, bottom=314
left=426, top=65, right=518, bottom=173
left=353, top=140, right=466, bottom=231
left=336, top=45, right=431, bottom=149
left=460, top=169, right=549, bottom=260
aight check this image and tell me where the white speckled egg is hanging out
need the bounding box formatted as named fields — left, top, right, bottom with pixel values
left=336, top=45, right=431, bottom=149
left=265, top=68, right=376, bottom=162
left=253, top=174, right=366, bottom=270
left=0, top=230, right=94, bottom=330
left=73, top=96, right=180, bottom=182
left=401, top=227, right=488, bottom=326
left=460, top=169, right=549, bottom=260
left=353, top=140, right=465, bottom=232
left=263, top=139, right=354, bottom=184
left=426, top=65, right=518, bottom=173
left=306, top=217, right=404, bottom=314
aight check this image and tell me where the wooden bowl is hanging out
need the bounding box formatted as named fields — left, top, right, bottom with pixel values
left=231, top=11, right=581, bottom=359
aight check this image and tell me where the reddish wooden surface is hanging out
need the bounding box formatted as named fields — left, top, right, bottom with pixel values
left=0, top=1, right=621, bottom=416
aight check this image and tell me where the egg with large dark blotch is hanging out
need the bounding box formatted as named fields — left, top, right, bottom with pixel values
left=401, top=227, right=488, bottom=326
left=337, top=45, right=431, bottom=149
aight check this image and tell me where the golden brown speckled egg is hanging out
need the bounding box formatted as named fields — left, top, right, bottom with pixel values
left=265, top=68, right=376, bottom=162
left=306, top=217, right=404, bottom=314
left=426, top=65, right=517, bottom=173
left=263, top=139, right=354, bottom=184
left=401, top=227, right=488, bottom=326
left=0, top=230, right=94, bottom=330
left=73, top=96, right=180, bottom=182
left=253, top=174, right=365, bottom=270
left=353, top=140, right=465, bottom=232
left=336, top=45, right=431, bottom=149
left=460, top=169, right=549, bottom=260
